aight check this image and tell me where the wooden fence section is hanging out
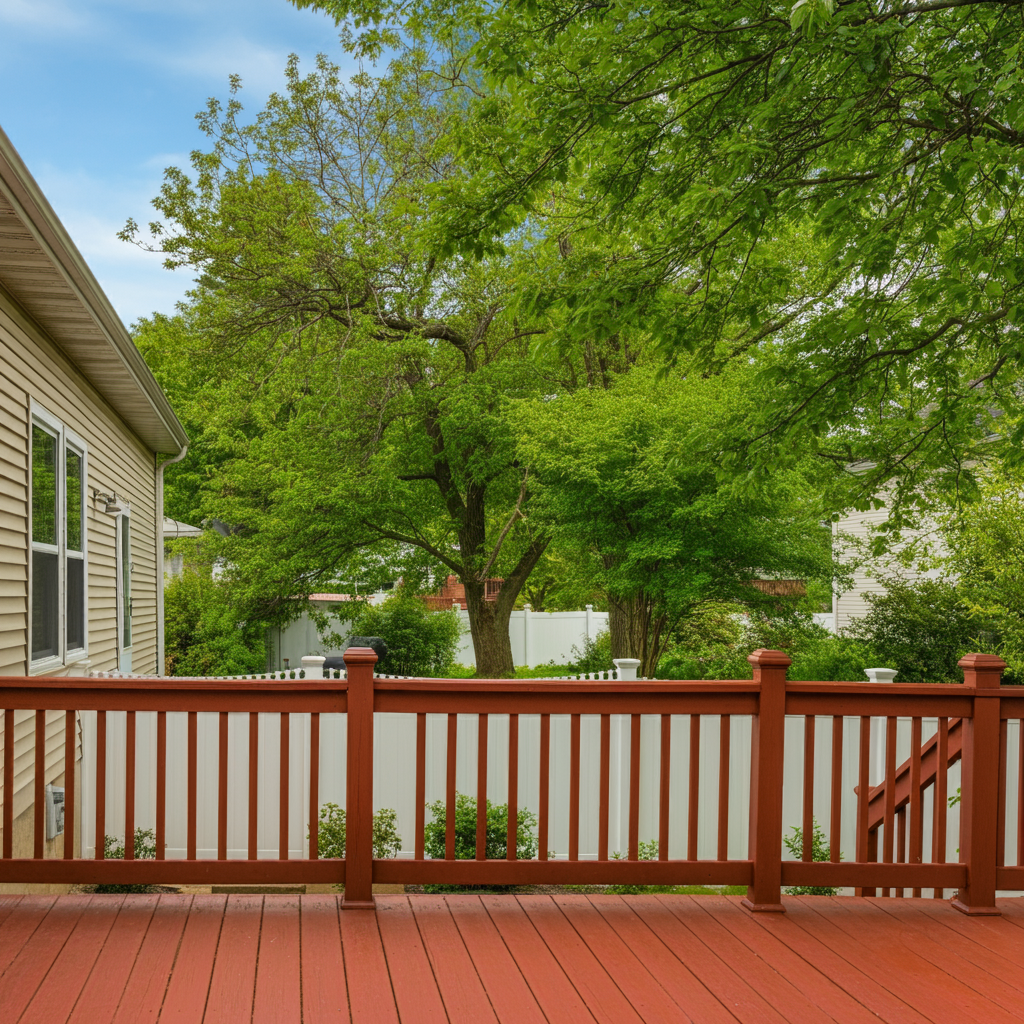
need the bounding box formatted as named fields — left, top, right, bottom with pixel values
left=1, top=648, right=1022, bottom=915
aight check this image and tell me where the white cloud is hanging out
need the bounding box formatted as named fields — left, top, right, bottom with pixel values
left=0, top=0, right=91, bottom=31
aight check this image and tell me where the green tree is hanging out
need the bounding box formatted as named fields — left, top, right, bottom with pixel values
left=295, top=0, right=1024, bottom=517
left=514, top=363, right=838, bottom=675
left=128, top=57, right=573, bottom=677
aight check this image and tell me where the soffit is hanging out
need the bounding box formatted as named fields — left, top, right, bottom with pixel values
left=0, top=127, right=187, bottom=455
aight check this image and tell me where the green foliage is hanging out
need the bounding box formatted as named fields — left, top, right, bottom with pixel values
left=98, top=828, right=158, bottom=894
left=783, top=819, right=840, bottom=896
left=164, top=558, right=266, bottom=677
left=846, top=576, right=993, bottom=683
left=314, top=802, right=403, bottom=859
left=296, top=0, right=1024, bottom=520
left=568, top=630, right=612, bottom=675
left=342, top=594, right=462, bottom=677
left=422, top=793, right=538, bottom=891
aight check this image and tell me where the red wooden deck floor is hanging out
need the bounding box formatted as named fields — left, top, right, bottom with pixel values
left=1, top=893, right=1021, bottom=1023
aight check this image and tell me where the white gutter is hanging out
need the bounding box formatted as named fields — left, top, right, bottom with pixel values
left=155, top=445, right=189, bottom=676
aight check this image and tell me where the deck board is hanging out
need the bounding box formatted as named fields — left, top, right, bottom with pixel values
left=1, top=894, right=1021, bottom=1023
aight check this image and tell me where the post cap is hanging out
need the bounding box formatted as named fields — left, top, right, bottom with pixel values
left=747, top=648, right=792, bottom=668
left=343, top=646, right=379, bottom=666
left=958, top=653, right=1006, bottom=687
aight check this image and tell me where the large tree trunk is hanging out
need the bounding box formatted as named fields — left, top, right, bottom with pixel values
left=464, top=581, right=516, bottom=678
left=608, top=592, right=668, bottom=678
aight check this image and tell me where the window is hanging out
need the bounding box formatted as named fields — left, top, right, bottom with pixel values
left=29, top=406, right=87, bottom=668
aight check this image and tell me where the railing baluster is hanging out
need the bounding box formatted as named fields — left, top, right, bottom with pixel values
left=218, top=712, right=229, bottom=860
left=34, top=710, right=44, bottom=858
left=539, top=714, right=550, bottom=861
left=187, top=711, right=197, bottom=861
left=3, top=708, right=14, bottom=858
left=996, top=719, right=1008, bottom=870
left=599, top=714, right=610, bottom=861
left=910, top=716, right=923, bottom=896
left=688, top=714, right=700, bottom=861
left=629, top=714, right=641, bottom=861
left=309, top=712, right=320, bottom=860
left=280, top=712, right=290, bottom=860
left=415, top=713, right=426, bottom=861
left=125, top=711, right=136, bottom=860
left=63, top=710, right=75, bottom=860
left=830, top=716, right=843, bottom=863
left=156, top=711, right=166, bottom=860
left=933, top=716, right=948, bottom=898
left=1017, top=718, right=1023, bottom=868
left=659, top=714, right=670, bottom=861
left=717, top=714, right=730, bottom=862
left=507, top=714, right=519, bottom=861
left=569, top=714, right=581, bottom=861
left=896, top=806, right=906, bottom=896
left=95, top=711, right=106, bottom=859
left=476, top=714, right=488, bottom=860
left=446, top=713, right=457, bottom=860
left=802, top=715, right=815, bottom=862
left=248, top=712, right=258, bottom=860
left=882, top=716, right=897, bottom=896
left=855, top=716, right=870, bottom=896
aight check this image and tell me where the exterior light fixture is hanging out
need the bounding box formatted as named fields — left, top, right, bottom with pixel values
left=93, top=490, right=123, bottom=514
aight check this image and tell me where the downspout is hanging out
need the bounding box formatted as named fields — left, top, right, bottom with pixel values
left=155, top=445, right=188, bottom=676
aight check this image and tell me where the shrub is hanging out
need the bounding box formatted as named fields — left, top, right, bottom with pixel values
left=846, top=576, right=994, bottom=683
left=97, top=827, right=158, bottom=893
left=164, top=564, right=265, bottom=676
left=783, top=818, right=840, bottom=896
left=569, top=629, right=612, bottom=674
left=314, top=802, right=403, bottom=859
left=348, top=595, right=462, bottom=677
left=422, top=793, right=538, bottom=892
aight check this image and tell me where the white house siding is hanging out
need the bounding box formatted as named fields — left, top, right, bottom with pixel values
left=833, top=506, right=946, bottom=633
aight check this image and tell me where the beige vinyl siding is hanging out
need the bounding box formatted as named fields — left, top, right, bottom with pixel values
left=833, top=505, right=946, bottom=632
left=0, top=709, right=82, bottom=825
left=0, top=291, right=159, bottom=678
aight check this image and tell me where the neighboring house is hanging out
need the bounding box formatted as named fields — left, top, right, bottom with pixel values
left=831, top=505, right=944, bottom=632
left=162, top=517, right=203, bottom=580
left=0, top=126, right=188, bottom=878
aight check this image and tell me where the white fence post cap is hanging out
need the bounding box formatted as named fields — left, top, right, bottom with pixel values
left=302, top=655, right=327, bottom=679
left=613, top=658, right=641, bottom=681
left=864, top=667, right=898, bottom=683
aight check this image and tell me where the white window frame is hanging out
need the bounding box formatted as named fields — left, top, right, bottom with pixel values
left=28, top=402, right=89, bottom=673
left=115, top=507, right=133, bottom=661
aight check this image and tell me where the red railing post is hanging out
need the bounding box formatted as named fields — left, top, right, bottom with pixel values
left=952, top=653, right=1005, bottom=916
left=342, top=647, right=377, bottom=909
left=743, top=648, right=791, bottom=913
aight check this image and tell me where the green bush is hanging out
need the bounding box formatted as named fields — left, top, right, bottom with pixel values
left=314, top=802, right=403, bottom=859
left=97, top=827, right=158, bottom=893
left=568, top=629, right=613, bottom=675
left=846, top=576, right=994, bottom=683
left=783, top=818, right=840, bottom=896
left=422, top=793, right=538, bottom=892
left=164, top=564, right=266, bottom=676
left=348, top=595, right=462, bottom=677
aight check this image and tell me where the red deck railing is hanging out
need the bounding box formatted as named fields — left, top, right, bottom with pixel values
left=1, top=648, right=1022, bottom=915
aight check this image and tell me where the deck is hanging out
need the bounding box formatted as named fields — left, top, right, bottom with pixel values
left=1, top=894, right=1022, bottom=1023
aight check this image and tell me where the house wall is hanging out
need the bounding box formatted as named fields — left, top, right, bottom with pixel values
left=0, top=290, right=160, bottom=677
left=833, top=506, right=945, bottom=632
left=1, top=289, right=158, bottom=865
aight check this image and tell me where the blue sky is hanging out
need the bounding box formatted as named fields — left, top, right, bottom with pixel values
left=0, top=0, right=358, bottom=326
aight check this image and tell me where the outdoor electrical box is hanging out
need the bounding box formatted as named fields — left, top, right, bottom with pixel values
left=45, top=784, right=65, bottom=840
